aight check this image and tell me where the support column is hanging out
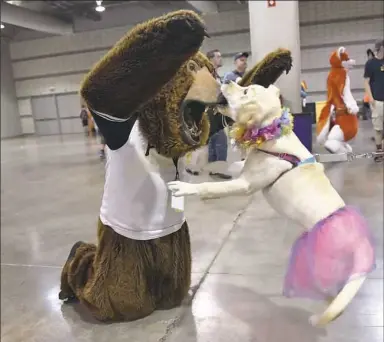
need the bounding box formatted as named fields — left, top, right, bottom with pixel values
left=248, top=0, right=301, bottom=113
left=249, top=1, right=313, bottom=151
left=1, top=38, right=22, bottom=139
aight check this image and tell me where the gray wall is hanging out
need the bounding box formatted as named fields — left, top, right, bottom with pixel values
left=1, top=39, right=22, bottom=139
left=8, top=1, right=384, bottom=135
left=299, top=0, right=384, bottom=103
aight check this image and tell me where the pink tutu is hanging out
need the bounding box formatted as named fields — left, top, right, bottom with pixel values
left=283, top=206, right=376, bottom=300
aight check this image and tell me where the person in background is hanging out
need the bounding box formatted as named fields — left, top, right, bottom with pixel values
left=223, top=52, right=248, bottom=84
left=80, top=104, right=89, bottom=137
left=364, top=39, right=384, bottom=162
left=224, top=52, right=249, bottom=161
left=301, top=80, right=308, bottom=108
left=205, top=49, right=232, bottom=179
left=362, top=49, right=375, bottom=121
left=185, top=49, right=231, bottom=178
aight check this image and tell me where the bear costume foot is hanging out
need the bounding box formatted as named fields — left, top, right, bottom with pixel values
left=58, top=241, right=84, bottom=302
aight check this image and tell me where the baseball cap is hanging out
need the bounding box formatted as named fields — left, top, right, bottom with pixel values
left=234, top=52, right=249, bottom=61
left=374, top=39, right=383, bottom=51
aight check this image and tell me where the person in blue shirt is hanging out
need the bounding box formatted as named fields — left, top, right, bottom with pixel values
left=206, top=49, right=232, bottom=179
left=364, top=39, right=384, bottom=162
left=223, top=52, right=249, bottom=84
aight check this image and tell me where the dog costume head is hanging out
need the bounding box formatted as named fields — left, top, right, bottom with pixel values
left=222, top=82, right=282, bottom=128
left=330, top=47, right=356, bottom=70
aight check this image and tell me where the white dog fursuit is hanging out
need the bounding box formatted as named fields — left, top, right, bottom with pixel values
left=168, top=82, right=376, bottom=326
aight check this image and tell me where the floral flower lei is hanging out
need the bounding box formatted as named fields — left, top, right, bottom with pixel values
left=230, top=107, right=294, bottom=149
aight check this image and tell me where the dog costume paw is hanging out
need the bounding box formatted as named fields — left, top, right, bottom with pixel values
left=168, top=181, right=199, bottom=197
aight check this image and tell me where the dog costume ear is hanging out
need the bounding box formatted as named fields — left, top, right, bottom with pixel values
left=238, top=48, right=292, bottom=88
left=80, top=10, right=208, bottom=119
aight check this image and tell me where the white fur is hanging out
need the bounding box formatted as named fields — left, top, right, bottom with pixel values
left=317, top=105, right=334, bottom=145
left=170, top=149, right=293, bottom=198
left=323, top=124, right=353, bottom=154
left=337, top=46, right=345, bottom=58
left=221, top=82, right=282, bottom=126
left=228, top=160, right=245, bottom=177
left=185, top=146, right=208, bottom=173
left=324, top=125, right=345, bottom=153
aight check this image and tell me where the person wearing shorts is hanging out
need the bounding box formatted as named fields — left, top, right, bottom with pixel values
left=364, top=39, right=384, bottom=162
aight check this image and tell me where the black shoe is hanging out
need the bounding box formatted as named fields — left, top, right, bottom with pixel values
left=186, top=168, right=199, bottom=176
left=59, top=291, right=78, bottom=303
left=209, top=172, right=232, bottom=180
left=99, top=149, right=105, bottom=160
left=374, top=149, right=383, bottom=163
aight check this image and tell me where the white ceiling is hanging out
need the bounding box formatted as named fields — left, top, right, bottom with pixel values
left=1, top=1, right=243, bottom=41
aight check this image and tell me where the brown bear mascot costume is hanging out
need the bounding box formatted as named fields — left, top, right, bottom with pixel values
left=59, top=10, right=292, bottom=322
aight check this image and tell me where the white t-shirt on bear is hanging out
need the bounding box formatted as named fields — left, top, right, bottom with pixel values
left=100, top=121, right=185, bottom=240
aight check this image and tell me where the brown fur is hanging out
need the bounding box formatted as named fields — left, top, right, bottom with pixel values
left=60, top=11, right=210, bottom=322
left=60, top=220, right=191, bottom=322
left=334, top=112, right=358, bottom=141
left=61, top=13, right=293, bottom=323
left=137, top=52, right=211, bottom=158
left=80, top=10, right=213, bottom=158
left=80, top=10, right=207, bottom=120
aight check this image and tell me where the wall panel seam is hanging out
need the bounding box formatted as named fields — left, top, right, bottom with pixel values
left=14, top=70, right=89, bottom=82
left=308, top=87, right=364, bottom=95
left=17, top=91, right=79, bottom=100
left=302, top=65, right=365, bottom=73
left=11, top=46, right=111, bottom=63
left=300, top=14, right=384, bottom=27
left=301, top=39, right=378, bottom=50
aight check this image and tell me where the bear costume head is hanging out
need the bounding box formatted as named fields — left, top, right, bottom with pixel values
left=80, top=10, right=293, bottom=159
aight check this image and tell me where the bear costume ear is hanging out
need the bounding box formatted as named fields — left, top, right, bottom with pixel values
left=80, top=10, right=208, bottom=120
left=238, top=48, right=292, bottom=88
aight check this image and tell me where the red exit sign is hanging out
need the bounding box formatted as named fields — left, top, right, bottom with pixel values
left=268, top=0, right=276, bottom=7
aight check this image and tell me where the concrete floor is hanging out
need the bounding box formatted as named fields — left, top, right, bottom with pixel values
left=1, top=121, right=383, bottom=342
